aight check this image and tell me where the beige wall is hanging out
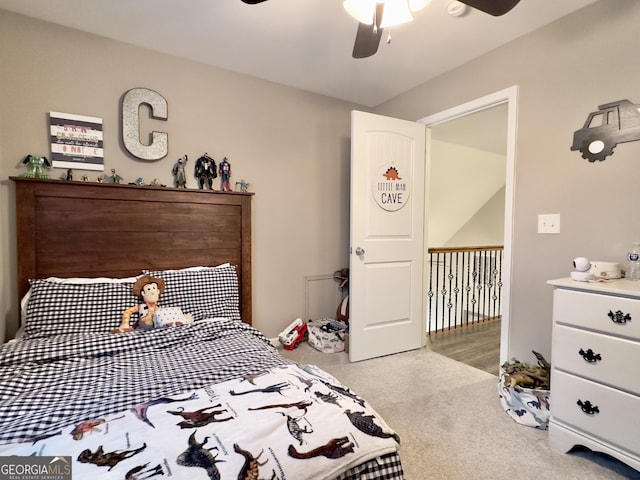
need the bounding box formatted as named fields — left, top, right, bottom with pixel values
left=376, top=0, right=640, bottom=362
left=0, top=10, right=361, bottom=341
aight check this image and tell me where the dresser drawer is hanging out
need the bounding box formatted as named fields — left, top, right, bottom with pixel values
left=554, top=289, right=640, bottom=340
left=552, top=324, right=640, bottom=395
left=551, top=370, right=640, bottom=456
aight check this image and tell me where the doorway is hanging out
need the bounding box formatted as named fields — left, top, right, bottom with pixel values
left=418, top=86, right=518, bottom=368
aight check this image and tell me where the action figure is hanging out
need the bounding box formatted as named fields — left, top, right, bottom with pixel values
left=110, top=168, right=123, bottom=184
left=235, top=179, right=250, bottom=192
left=194, top=153, right=217, bottom=189
left=219, top=157, right=232, bottom=191
left=172, top=155, right=188, bottom=188
left=22, top=154, right=51, bottom=179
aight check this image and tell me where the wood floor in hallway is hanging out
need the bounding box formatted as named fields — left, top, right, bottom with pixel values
left=426, top=318, right=501, bottom=376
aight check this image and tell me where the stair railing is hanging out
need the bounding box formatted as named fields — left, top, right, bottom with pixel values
left=427, top=245, right=503, bottom=333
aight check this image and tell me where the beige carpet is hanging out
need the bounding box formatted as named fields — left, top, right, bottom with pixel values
left=280, top=343, right=640, bottom=480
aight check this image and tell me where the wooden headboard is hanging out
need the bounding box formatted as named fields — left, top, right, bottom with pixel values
left=11, top=177, right=253, bottom=325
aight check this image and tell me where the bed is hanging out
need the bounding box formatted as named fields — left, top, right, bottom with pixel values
left=0, top=177, right=404, bottom=480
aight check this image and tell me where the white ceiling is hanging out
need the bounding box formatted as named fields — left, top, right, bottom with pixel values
left=430, top=102, right=508, bottom=155
left=0, top=0, right=598, bottom=107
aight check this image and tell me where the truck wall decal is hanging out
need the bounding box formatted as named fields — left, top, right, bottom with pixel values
left=571, top=99, right=640, bottom=162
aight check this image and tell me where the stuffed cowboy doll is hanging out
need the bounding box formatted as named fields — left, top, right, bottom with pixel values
left=113, top=275, right=165, bottom=333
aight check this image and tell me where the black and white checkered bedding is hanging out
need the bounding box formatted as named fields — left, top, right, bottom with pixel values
left=23, top=278, right=138, bottom=339
left=0, top=319, right=404, bottom=480
left=143, top=265, right=241, bottom=321
left=21, top=264, right=243, bottom=341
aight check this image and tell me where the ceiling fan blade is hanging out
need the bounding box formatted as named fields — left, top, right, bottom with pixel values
left=352, top=3, right=384, bottom=59
left=352, top=23, right=384, bottom=59
left=241, top=0, right=269, bottom=4
left=458, top=0, right=521, bottom=16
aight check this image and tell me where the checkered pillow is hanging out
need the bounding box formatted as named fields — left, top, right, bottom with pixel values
left=144, top=265, right=241, bottom=321
left=23, top=279, right=138, bottom=340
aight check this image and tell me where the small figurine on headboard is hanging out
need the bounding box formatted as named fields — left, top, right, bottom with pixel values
left=172, top=155, right=188, bottom=188
left=219, top=157, right=232, bottom=191
left=195, top=153, right=217, bottom=189
left=110, top=168, right=123, bottom=184
left=235, top=179, right=250, bottom=192
left=22, top=154, right=51, bottom=179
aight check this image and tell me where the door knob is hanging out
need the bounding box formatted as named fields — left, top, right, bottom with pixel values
left=355, top=247, right=365, bottom=256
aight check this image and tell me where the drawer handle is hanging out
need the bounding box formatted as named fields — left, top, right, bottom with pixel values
left=577, top=399, right=600, bottom=415
left=607, top=310, right=631, bottom=324
left=578, top=348, right=602, bottom=363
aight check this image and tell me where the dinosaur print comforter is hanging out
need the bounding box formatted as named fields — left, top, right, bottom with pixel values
left=0, top=319, right=403, bottom=479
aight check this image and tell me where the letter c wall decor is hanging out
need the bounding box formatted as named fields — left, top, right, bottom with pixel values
left=122, top=87, right=168, bottom=161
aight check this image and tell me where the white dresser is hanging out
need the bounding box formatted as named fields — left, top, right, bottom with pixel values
left=547, top=278, right=640, bottom=472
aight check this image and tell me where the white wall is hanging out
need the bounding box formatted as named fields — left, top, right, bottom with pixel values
left=0, top=9, right=361, bottom=340
left=428, top=139, right=506, bottom=247
left=375, top=0, right=640, bottom=363
left=447, top=187, right=505, bottom=247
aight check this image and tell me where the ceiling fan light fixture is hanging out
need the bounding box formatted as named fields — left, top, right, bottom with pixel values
left=343, top=0, right=377, bottom=25
left=408, top=0, right=432, bottom=12
left=344, top=0, right=418, bottom=28
left=379, top=0, right=414, bottom=28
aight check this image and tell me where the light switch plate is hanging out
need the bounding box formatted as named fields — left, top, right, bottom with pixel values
left=538, top=214, right=560, bottom=234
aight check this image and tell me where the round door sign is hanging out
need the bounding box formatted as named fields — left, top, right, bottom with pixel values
left=372, top=163, right=410, bottom=211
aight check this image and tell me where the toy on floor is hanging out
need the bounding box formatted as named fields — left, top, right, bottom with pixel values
left=279, top=318, right=308, bottom=350
left=333, top=268, right=349, bottom=323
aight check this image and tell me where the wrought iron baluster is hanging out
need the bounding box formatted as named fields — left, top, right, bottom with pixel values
left=427, top=246, right=503, bottom=334
left=427, top=252, right=435, bottom=333
left=446, top=252, right=454, bottom=330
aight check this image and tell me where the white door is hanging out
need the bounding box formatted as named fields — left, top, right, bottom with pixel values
left=349, top=110, right=427, bottom=362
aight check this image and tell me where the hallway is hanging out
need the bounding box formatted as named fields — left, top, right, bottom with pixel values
left=426, top=318, right=501, bottom=376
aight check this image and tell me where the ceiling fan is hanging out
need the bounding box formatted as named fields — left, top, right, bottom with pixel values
left=240, top=0, right=522, bottom=58
left=350, top=0, right=522, bottom=58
